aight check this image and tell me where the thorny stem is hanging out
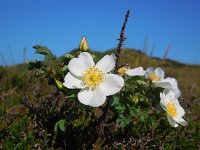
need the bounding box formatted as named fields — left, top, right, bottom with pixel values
left=115, top=10, right=130, bottom=72
left=97, top=10, right=131, bottom=127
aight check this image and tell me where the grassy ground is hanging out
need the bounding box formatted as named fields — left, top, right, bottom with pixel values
left=0, top=49, right=200, bottom=149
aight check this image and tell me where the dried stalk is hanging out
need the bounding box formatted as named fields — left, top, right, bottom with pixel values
left=97, top=10, right=131, bottom=127
left=115, top=10, right=130, bottom=71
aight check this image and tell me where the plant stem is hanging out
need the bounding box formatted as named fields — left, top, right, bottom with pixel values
left=115, top=10, right=130, bottom=72
left=96, top=10, right=131, bottom=127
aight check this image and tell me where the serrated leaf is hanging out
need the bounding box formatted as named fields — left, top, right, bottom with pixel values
left=129, top=107, right=138, bottom=117
left=124, top=117, right=131, bottom=124
left=119, top=120, right=126, bottom=128
left=115, top=105, right=126, bottom=113
left=116, top=118, right=121, bottom=125
left=33, top=45, right=52, bottom=55
left=110, top=96, right=119, bottom=106
left=119, top=114, right=125, bottom=119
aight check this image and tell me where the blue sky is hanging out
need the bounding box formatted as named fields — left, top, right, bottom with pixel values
left=0, top=0, right=200, bottom=66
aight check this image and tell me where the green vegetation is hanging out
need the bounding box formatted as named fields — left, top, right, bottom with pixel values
left=0, top=48, right=200, bottom=149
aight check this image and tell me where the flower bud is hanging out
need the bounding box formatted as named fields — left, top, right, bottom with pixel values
left=55, top=79, right=63, bottom=90
left=79, top=36, right=89, bottom=51
left=131, top=96, right=139, bottom=104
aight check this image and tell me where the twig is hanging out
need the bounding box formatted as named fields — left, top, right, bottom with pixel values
left=23, top=47, right=26, bottom=64
left=115, top=10, right=130, bottom=71
left=142, top=35, right=148, bottom=56
left=8, top=45, right=15, bottom=65
left=150, top=42, right=156, bottom=57
left=162, top=44, right=171, bottom=65
left=97, top=10, right=131, bottom=127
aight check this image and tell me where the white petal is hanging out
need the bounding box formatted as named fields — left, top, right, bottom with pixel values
left=125, top=67, right=145, bottom=76
left=156, top=80, right=172, bottom=89
left=145, top=67, right=154, bottom=79
left=160, top=93, right=167, bottom=110
left=176, top=104, right=185, bottom=117
left=99, top=74, right=124, bottom=96
left=173, top=88, right=181, bottom=98
left=155, top=67, right=165, bottom=80
left=78, top=88, right=106, bottom=107
left=167, top=116, right=178, bottom=127
left=68, top=52, right=94, bottom=76
left=63, top=72, right=84, bottom=89
left=173, top=117, right=187, bottom=126
left=160, top=92, right=171, bottom=104
left=164, top=88, right=181, bottom=99
left=165, top=90, right=176, bottom=100
left=157, top=77, right=178, bottom=89
left=160, top=101, right=166, bottom=112
left=96, top=54, right=116, bottom=73
left=156, top=78, right=181, bottom=98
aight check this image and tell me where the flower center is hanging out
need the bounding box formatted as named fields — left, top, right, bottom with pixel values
left=117, top=67, right=128, bottom=76
left=82, top=66, right=104, bottom=88
left=166, top=102, right=177, bottom=117
left=149, top=73, right=160, bottom=81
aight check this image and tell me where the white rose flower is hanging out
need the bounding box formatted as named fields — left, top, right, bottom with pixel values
left=156, top=77, right=181, bottom=98
left=145, top=67, right=181, bottom=98
left=145, top=67, right=165, bottom=82
left=160, top=91, right=187, bottom=127
left=63, top=52, right=124, bottom=107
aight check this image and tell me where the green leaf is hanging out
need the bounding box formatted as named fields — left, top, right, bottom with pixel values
left=115, top=105, right=126, bottom=113
left=119, top=120, right=126, bottom=128
left=62, top=65, right=68, bottom=72
left=58, top=119, right=66, bottom=132
left=124, top=117, right=131, bottom=124
left=73, top=116, right=85, bottom=127
left=67, top=94, right=76, bottom=99
left=33, top=45, right=52, bottom=55
left=28, top=60, right=43, bottom=70
left=119, top=114, right=125, bottom=119
left=54, top=122, right=59, bottom=132
left=137, top=80, right=147, bottom=86
left=146, top=117, right=154, bottom=128
left=110, top=96, right=119, bottom=106
left=44, top=53, right=56, bottom=61
left=116, top=118, right=121, bottom=125
left=64, top=54, right=74, bottom=59
left=140, top=111, right=147, bottom=122
left=116, top=117, right=129, bottom=128
left=129, top=107, right=138, bottom=117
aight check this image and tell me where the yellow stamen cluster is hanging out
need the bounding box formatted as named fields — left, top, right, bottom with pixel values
left=148, top=73, right=160, bottom=81
left=117, top=67, right=128, bottom=76
left=83, top=67, right=104, bottom=88
left=166, top=102, right=177, bottom=117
